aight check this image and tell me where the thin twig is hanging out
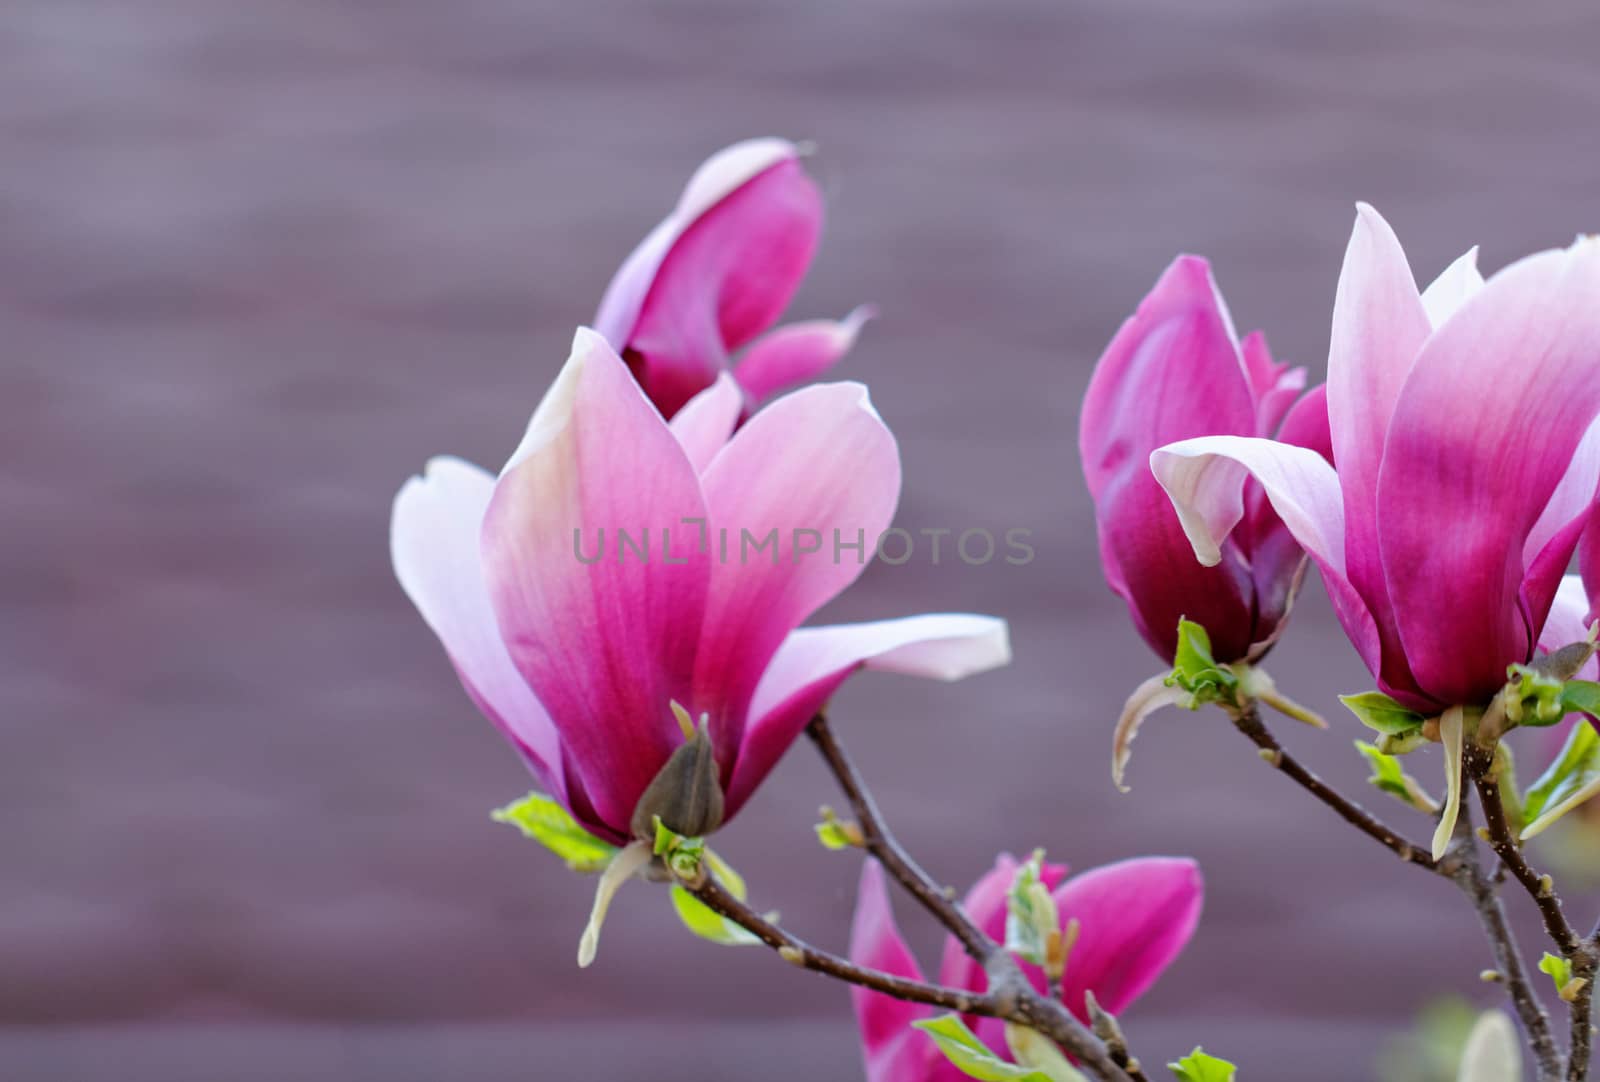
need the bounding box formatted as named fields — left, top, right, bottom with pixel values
left=1472, top=769, right=1577, bottom=953
left=805, top=715, right=1134, bottom=1081
left=1228, top=702, right=1437, bottom=871
left=1567, top=951, right=1595, bottom=1082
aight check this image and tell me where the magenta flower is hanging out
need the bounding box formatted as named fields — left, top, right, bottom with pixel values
left=1153, top=207, right=1600, bottom=711
left=1080, top=255, right=1331, bottom=664
left=391, top=329, right=1009, bottom=849
left=850, top=854, right=1201, bottom=1082
left=594, top=138, right=871, bottom=419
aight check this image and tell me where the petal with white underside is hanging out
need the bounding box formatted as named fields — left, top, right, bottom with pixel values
left=1537, top=576, right=1597, bottom=680
left=1327, top=204, right=1431, bottom=615
left=733, top=305, right=875, bottom=405
left=1152, top=435, right=1389, bottom=693
left=481, top=329, right=712, bottom=837
left=849, top=860, right=933, bottom=1082
left=1378, top=239, right=1600, bottom=706
left=1420, top=246, right=1484, bottom=329
left=391, top=455, right=566, bottom=801
left=593, top=139, right=823, bottom=418
left=724, top=614, right=1010, bottom=815
left=669, top=372, right=743, bottom=474
left=693, top=382, right=901, bottom=754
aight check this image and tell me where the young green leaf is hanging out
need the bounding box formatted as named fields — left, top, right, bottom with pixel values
left=1504, top=663, right=1568, bottom=726
left=1560, top=680, right=1600, bottom=723
left=1005, top=850, right=1059, bottom=968
left=491, top=791, right=618, bottom=873
left=666, top=848, right=763, bottom=947
left=1004, top=1023, right=1090, bottom=1082
left=1164, top=619, right=1239, bottom=707
left=1167, top=1047, right=1237, bottom=1081
left=913, top=1015, right=1056, bottom=1081
left=1354, top=740, right=1439, bottom=813
left=1538, top=952, right=1573, bottom=991
left=1338, top=691, right=1426, bottom=737
left=1521, top=722, right=1600, bottom=840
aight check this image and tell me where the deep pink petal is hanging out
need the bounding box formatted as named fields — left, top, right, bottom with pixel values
left=725, top=615, right=1010, bottom=815
left=1240, top=332, right=1305, bottom=438
left=849, top=860, right=934, bottom=1082
left=669, top=372, right=743, bottom=474
left=1079, top=255, right=1262, bottom=661
left=734, top=306, right=874, bottom=405
left=1326, top=205, right=1431, bottom=642
left=594, top=139, right=823, bottom=418
left=480, top=330, right=712, bottom=838
left=1053, top=857, right=1203, bottom=1017
left=1378, top=239, right=1600, bottom=705
left=693, top=382, right=900, bottom=762
left=391, top=456, right=569, bottom=805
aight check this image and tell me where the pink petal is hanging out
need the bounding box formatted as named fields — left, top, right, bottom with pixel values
left=733, top=305, right=875, bottom=405
left=1538, top=575, right=1597, bottom=680
left=1378, top=239, right=1600, bottom=705
left=669, top=372, right=743, bottom=474
left=1151, top=435, right=1409, bottom=701
left=1519, top=418, right=1600, bottom=652
left=725, top=615, right=1011, bottom=815
left=693, top=382, right=900, bottom=761
left=1240, top=332, right=1305, bottom=437
left=391, top=456, right=568, bottom=804
left=1078, top=255, right=1262, bottom=661
left=849, top=860, right=934, bottom=1082
left=593, top=138, right=823, bottom=418
left=480, top=330, right=712, bottom=838
left=1053, top=857, right=1203, bottom=1017
left=1420, top=246, right=1485, bottom=329
left=1326, top=205, right=1431, bottom=621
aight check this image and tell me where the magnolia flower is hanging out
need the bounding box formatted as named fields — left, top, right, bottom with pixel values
left=1153, top=208, right=1600, bottom=713
left=1080, top=255, right=1330, bottom=665
left=392, top=329, right=1009, bottom=960
left=849, top=854, right=1201, bottom=1082
left=594, top=137, right=871, bottom=419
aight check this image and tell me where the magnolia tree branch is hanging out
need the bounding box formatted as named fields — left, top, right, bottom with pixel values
left=1567, top=953, right=1595, bottom=1082
left=1470, top=769, right=1578, bottom=953
left=1227, top=702, right=1437, bottom=870
left=804, top=714, right=1136, bottom=1081
left=1228, top=700, right=1566, bottom=1080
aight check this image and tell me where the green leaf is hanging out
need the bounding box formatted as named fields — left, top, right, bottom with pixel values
left=1538, top=952, right=1574, bottom=992
left=1521, top=722, right=1600, bottom=839
left=652, top=815, right=706, bottom=880
left=1167, top=1047, right=1237, bottom=1081
left=1504, top=663, right=1568, bottom=726
left=814, top=807, right=864, bottom=850
left=491, top=791, right=618, bottom=873
left=1004, top=1024, right=1089, bottom=1082
left=667, top=849, right=761, bottom=947
left=1339, top=691, right=1426, bottom=736
left=1355, top=740, right=1438, bottom=813
left=1005, top=850, right=1059, bottom=967
left=914, top=1015, right=1056, bottom=1081
left=1164, top=619, right=1239, bottom=707
left=1560, top=680, right=1600, bottom=723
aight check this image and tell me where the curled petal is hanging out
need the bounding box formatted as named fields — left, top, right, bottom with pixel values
left=1111, top=672, right=1189, bottom=793
left=593, top=139, right=823, bottom=417
left=725, top=614, right=1010, bottom=816
left=734, top=305, right=875, bottom=405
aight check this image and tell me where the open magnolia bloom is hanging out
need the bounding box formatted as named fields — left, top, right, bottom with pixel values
left=392, top=327, right=1009, bottom=852
left=850, top=855, right=1201, bottom=1082
left=1152, top=207, right=1600, bottom=715
left=594, top=137, right=871, bottom=419
left=1081, top=255, right=1331, bottom=665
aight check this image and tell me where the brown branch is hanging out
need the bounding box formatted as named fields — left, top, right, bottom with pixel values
left=1471, top=769, right=1577, bottom=954
left=805, top=715, right=1134, bottom=1082
left=1227, top=701, right=1437, bottom=871
left=1567, top=951, right=1595, bottom=1082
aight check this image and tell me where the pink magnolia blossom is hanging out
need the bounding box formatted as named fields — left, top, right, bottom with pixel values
left=1153, top=207, right=1600, bottom=711
left=594, top=138, right=871, bottom=420
left=391, top=329, right=1009, bottom=846
left=849, top=854, right=1202, bottom=1082
left=1080, top=255, right=1331, bottom=663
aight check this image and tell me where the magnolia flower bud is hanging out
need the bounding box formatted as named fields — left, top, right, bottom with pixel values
left=630, top=718, right=725, bottom=840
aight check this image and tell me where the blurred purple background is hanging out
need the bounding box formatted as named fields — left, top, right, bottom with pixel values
left=7, top=0, right=1600, bottom=1078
